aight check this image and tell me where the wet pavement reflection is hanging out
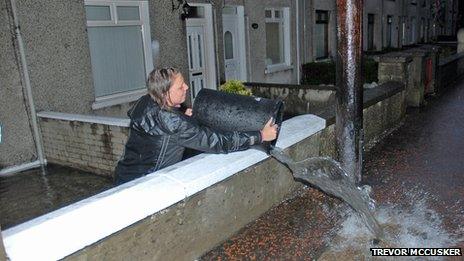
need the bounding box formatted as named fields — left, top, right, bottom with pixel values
left=202, top=80, right=464, bottom=260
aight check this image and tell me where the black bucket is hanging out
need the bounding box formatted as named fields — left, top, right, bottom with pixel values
left=192, top=89, right=284, bottom=151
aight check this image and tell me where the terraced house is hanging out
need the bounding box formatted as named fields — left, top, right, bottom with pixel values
left=0, top=0, right=459, bottom=171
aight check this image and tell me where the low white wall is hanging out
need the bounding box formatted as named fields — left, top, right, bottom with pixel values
left=3, top=114, right=326, bottom=261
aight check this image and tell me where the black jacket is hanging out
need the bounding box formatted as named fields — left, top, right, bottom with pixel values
left=115, top=94, right=262, bottom=184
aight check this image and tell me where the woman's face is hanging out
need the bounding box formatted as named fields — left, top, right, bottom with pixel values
left=167, top=73, right=189, bottom=107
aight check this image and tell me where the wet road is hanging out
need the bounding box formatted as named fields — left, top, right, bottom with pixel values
left=201, top=80, right=464, bottom=260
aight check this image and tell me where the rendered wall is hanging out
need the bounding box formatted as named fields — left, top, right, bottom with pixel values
left=0, top=0, right=36, bottom=167
left=0, top=0, right=189, bottom=167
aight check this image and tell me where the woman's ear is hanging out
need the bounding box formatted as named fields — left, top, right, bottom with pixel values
left=165, top=92, right=173, bottom=107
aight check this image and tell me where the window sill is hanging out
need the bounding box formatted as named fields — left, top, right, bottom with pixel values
left=265, top=64, right=293, bottom=74
left=92, top=89, right=146, bottom=110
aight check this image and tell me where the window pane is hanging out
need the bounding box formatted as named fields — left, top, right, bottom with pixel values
left=387, top=16, right=393, bottom=47
left=368, top=23, right=374, bottom=49
left=274, top=10, right=281, bottom=18
left=265, top=10, right=272, bottom=18
left=198, top=34, right=203, bottom=67
left=314, top=23, right=327, bottom=58
left=368, top=14, right=375, bottom=24
left=188, top=35, right=193, bottom=69
left=191, top=80, right=196, bottom=98
left=224, top=31, right=234, bottom=59
left=367, top=14, right=375, bottom=50
left=87, top=26, right=146, bottom=97
left=85, top=5, right=111, bottom=21
left=117, top=6, right=140, bottom=20
left=265, top=22, right=283, bottom=65
left=190, top=6, right=205, bottom=18
left=316, top=10, right=328, bottom=23
left=222, top=6, right=237, bottom=15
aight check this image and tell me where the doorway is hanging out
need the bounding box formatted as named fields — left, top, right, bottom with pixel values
left=222, top=5, right=247, bottom=81
left=186, top=3, right=217, bottom=100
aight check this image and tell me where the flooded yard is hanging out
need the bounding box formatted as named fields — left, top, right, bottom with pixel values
left=0, top=164, right=114, bottom=229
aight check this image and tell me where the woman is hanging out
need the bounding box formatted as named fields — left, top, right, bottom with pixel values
left=115, top=68, right=278, bottom=184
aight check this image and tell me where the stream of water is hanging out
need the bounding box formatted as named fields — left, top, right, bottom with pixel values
left=270, top=147, right=384, bottom=240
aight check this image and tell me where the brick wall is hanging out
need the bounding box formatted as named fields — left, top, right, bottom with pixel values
left=38, top=112, right=129, bottom=177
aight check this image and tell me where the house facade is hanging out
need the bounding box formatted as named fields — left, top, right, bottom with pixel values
left=0, top=0, right=459, bottom=169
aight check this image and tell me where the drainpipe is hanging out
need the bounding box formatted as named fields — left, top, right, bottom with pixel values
left=381, top=0, right=384, bottom=49
left=295, top=0, right=301, bottom=83
left=245, top=16, right=252, bottom=81
left=6, top=0, right=46, bottom=169
left=213, top=7, right=221, bottom=86
left=335, top=0, right=364, bottom=184
left=295, top=0, right=300, bottom=84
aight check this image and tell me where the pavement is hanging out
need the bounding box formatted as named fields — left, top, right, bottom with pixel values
left=201, top=79, right=464, bottom=260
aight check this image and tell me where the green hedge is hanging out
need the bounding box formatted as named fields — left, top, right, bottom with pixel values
left=301, top=58, right=378, bottom=85
left=301, top=61, right=336, bottom=85
left=364, top=58, right=378, bottom=84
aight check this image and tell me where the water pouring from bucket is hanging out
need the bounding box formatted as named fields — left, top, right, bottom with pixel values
left=193, top=89, right=384, bottom=240
left=269, top=147, right=384, bottom=240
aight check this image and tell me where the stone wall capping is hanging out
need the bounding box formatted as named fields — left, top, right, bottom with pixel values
left=379, top=52, right=413, bottom=63
left=37, top=111, right=130, bottom=127
left=403, top=49, right=428, bottom=57
left=244, top=82, right=337, bottom=91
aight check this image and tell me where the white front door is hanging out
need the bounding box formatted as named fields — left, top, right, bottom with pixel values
left=222, top=6, right=246, bottom=81
left=186, top=25, right=206, bottom=99
left=186, top=4, right=216, bottom=100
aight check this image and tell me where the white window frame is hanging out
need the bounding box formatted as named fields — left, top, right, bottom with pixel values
left=264, top=7, right=291, bottom=74
left=84, top=0, right=154, bottom=110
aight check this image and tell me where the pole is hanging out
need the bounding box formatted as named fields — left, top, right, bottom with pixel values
left=335, top=0, right=364, bottom=184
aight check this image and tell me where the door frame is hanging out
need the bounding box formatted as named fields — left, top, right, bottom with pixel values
left=186, top=3, right=217, bottom=96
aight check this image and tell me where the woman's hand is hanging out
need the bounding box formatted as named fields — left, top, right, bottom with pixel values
left=260, top=118, right=278, bottom=142
left=185, top=108, right=193, bottom=117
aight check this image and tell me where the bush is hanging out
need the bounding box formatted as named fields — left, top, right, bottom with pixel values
left=219, top=80, right=252, bottom=96
left=301, top=61, right=336, bottom=85
left=364, top=58, right=378, bottom=84
left=301, top=58, right=378, bottom=85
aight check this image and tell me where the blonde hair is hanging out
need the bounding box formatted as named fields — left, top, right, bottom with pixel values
left=147, top=67, right=180, bottom=108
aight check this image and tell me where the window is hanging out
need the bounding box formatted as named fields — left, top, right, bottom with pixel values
left=367, top=14, right=375, bottom=50
left=420, top=18, right=425, bottom=42
left=411, top=17, right=417, bottom=44
left=387, top=16, right=393, bottom=48
left=315, top=10, right=329, bottom=59
left=265, top=7, right=291, bottom=72
left=402, top=16, right=407, bottom=46
left=85, top=0, right=153, bottom=104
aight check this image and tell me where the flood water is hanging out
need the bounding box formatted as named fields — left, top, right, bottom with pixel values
left=0, top=164, right=114, bottom=229
left=270, top=147, right=384, bottom=240
left=202, top=79, right=464, bottom=260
